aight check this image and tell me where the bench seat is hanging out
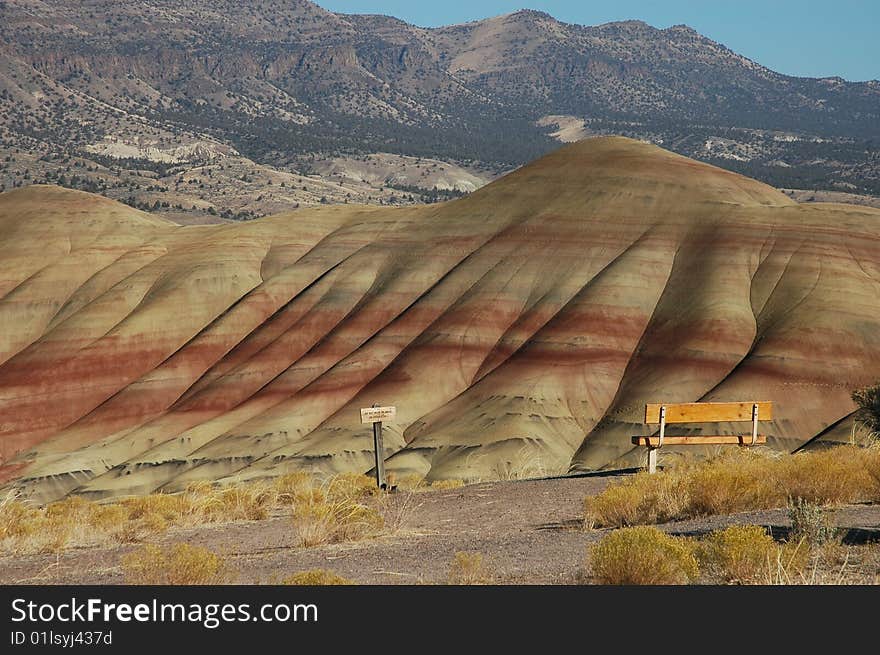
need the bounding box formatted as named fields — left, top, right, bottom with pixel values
left=631, top=435, right=767, bottom=447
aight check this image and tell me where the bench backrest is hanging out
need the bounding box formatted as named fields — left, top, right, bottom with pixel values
left=645, top=401, right=772, bottom=424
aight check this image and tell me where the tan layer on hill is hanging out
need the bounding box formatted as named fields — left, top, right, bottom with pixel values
left=0, top=137, right=878, bottom=501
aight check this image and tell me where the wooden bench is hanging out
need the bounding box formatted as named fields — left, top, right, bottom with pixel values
left=632, top=401, right=772, bottom=473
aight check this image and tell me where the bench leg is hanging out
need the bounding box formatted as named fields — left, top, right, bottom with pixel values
left=647, top=448, right=658, bottom=474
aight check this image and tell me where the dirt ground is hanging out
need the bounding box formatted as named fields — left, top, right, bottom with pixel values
left=2, top=473, right=879, bottom=585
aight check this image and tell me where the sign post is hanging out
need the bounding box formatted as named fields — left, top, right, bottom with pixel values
left=372, top=420, right=385, bottom=490
left=360, top=404, right=396, bottom=489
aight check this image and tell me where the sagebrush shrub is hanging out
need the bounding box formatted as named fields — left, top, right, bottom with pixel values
left=283, top=569, right=355, bottom=585
left=122, top=543, right=226, bottom=585
left=787, top=497, right=839, bottom=546
left=589, top=526, right=698, bottom=585
left=696, top=525, right=777, bottom=584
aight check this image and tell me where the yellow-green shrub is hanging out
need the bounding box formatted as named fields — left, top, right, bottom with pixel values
left=696, top=525, right=777, bottom=584
left=283, top=569, right=355, bottom=585
left=122, top=543, right=226, bottom=585
left=589, top=527, right=698, bottom=585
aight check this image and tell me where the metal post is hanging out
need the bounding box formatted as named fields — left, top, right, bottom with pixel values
left=372, top=420, right=386, bottom=489
left=751, top=403, right=759, bottom=446
left=647, top=447, right=658, bottom=474
left=647, top=405, right=666, bottom=473
left=658, top=405, right=666, bottom=447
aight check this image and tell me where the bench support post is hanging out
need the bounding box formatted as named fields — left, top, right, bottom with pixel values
left=751, top=403, right=759, bottom=446
left=647, top=447, right=658, bottom=474
left=658, top=406, right=666, bottom=447
left=646, top=405, right=667, bottom=473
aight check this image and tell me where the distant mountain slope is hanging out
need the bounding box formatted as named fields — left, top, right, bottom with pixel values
left=0, top=0, right=878, bottom=212
left=2, top=137, right=879, bottom=501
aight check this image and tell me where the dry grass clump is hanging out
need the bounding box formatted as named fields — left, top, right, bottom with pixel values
left=183, top=481, right=278, bottom=522
left=293, top=499, right=384, bottom=547
left=783, top=542, right=880, bottom=585
left=0, top=498, right=42, bottom=545
left=447, top=551, right=495, bottom=584
left=430, top=479, right=465, bottom=490
left=283, top=569, right=356, bottom=585
left=589, top=526, right=699, bottom=585
left=491, top=444, right=564, bottom=481
left=393, top=474, right=428, bottom=490
left=292, top=476, right=384, bottom=548
left=100, top=482, right=277, bottom=545
left=272, top=472, right=316, bottom=504
left=1, top=471, right=389, bottom=554
left=111, top=493, right=189, bottom=543
left=374, top=489, right=416, bottom=536
left=848, top=421, right=880, bottom=448
left=325, top=473, right=379, bottom=502
left=584, top=471, right=688, bottom=528
left=586, top=445, right=880, bottom=528
left=111, top=512, right=171, bottom=545
left=759, top=540, right=847, bottom=585
left=784, top=447, right=877, bottom=503
left=1, top=469, right=470, bottom=554
left=1, top=492, right=103, bottom=553
left=122, top=543, right=227, bottom=585
left=864, top=444, right=880, bottom=490
left=87, top=503, right=130, bottom=531
left=122, top=492, right=190, bottom=522
left=684, top=452, right=780, bottom=516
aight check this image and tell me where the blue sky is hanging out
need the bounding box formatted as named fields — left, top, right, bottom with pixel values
left=317, top=1, right=878, bottom=82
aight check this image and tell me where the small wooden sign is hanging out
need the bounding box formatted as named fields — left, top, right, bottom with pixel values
left=360, top=405, right=396, bottom=424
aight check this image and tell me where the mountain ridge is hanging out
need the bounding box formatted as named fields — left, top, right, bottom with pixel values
left=1, top=0, right=878, bottom=222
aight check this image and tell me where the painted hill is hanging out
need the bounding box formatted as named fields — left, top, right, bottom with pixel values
left=1, top=137, right=879, bottom=502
